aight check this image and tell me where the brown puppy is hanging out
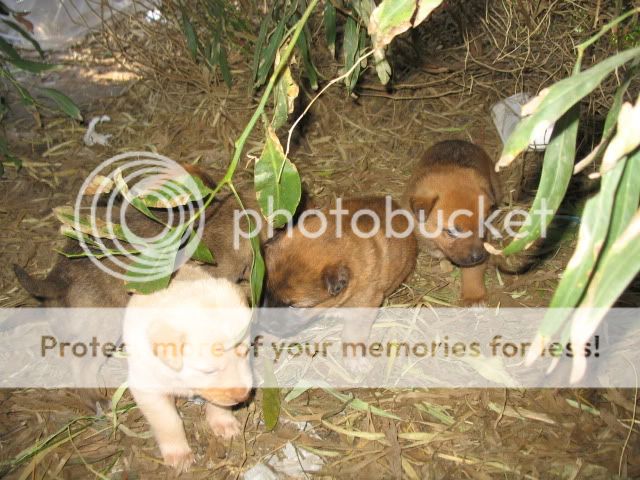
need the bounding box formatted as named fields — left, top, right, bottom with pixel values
left=14, top=183, right=257, bottom=308
left=403, top=140, right=501, bottom=306
left=261, top=196, right=417, bottom=343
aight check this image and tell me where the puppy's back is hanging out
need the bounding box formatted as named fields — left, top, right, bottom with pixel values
left=418, top=140, right=493, bottom=172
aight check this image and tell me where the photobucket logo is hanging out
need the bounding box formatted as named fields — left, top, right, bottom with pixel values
left=73, top=152, right=206, bottom=282
left=233, top=195, right=554, bottom=246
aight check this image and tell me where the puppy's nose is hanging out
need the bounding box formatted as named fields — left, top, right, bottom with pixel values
left=469, top=248, right=488, bottom=264
left=227, top=387, right=251, bottom=403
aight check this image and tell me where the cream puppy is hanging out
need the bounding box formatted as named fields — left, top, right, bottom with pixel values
left=123, top=265, right=253, bottom=472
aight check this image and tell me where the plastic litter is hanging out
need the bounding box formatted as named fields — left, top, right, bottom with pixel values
left=243, top=463, right=279, bottom=480
left=0, top=0, right=134, bottom=51
left=84, top=115, right=112, bottom=146
left=266, top=442, right=324, bottom=478
left=491, top=93, right=555, bottom=152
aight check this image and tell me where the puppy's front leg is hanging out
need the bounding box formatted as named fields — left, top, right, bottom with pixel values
left=340, top=296, right=382, bottom=374
left=131, top=388, right=194, bottom=472
left=461, top=262, right=487, bottom=307
left=206, top=403, right=241, bottom=439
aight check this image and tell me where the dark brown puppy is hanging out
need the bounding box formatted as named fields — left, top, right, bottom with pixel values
left=261, top=196, right=417, bottom=342
left=403, top=140, right=501, bottom=306
left=14, top=173, right=257, bottom=308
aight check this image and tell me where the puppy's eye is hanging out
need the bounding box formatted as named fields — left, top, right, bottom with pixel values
left=444, top=228, right=459, bottom=238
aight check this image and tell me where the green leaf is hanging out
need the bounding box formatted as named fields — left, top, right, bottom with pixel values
left=0, top=135, right=20, bottom=170
left=251, top=14, right=272, bottom=87
left=180, top=6, right=199, bottom=61
left=38, top=87, right=82, bottom=121
left=124, top=242, right=178, bottom=294
left=1, top=19, right=45, bottom=58
left=256, top=20, right=286, bottom=88
left=217, top=42, right=233, bottom=88
left=536, top=152, right=629, bottom=341
left=6, top=57, right=58, bottom=73
left=136, top=174, right=214, bottom=208
left=502, top=107, right=578, bottom=255
left=189, top=234, right=215, bottom=264
left=605, top=148, right=640, bottom=248
left=114, top=169, right=164, bottom=223
left=373, top=52, right=392, bottom=85
left=254, top=127, right=302, bottom=228
left=323, top=1, right=336, bottom=58
left=271, top=60, right=299, bottom=130
left=1, top=66, right=35, bottom=105
left=295, top=21, right=318, bottom=90
left=498, top=45, right=640, bottom=168
left=323, top=388, right=401, bottom=420
left=111, top=381, right=129, bottom=431
left=566, top=209, right=640, bottom=358
left=250, top=226, right=265, bottom=307
left=53, top=205, right=129, bottom=241
left=262, top=360, right=281, bottom=431
left=0, top=36, right=20, bottom=60
left=343, top=17, right=361, bottom=92
left=415, top=402, right=455, bottom=426
left=577, top=208, right=640, bottom=310
left=368, top=0, right=414, bottom=52
left=284, top=382, right=312, bottom=402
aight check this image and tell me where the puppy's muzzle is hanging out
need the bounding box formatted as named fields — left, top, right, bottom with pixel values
left=199, top=387, right=251, bottom=405
left=457, top=247, right=488, bottom=267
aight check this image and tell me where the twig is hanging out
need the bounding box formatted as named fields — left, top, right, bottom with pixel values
left=285, top=49, right=374, bottom=159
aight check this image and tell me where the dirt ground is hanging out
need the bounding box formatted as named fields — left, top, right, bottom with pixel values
left=1, top=3, right=640, bottom=479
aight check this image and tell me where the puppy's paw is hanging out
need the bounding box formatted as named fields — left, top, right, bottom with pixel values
left=160, top=442, right=195, bottom=472
left=207, top=405, right=241, bottom=439
left=462, top=296, right=486, bottom=308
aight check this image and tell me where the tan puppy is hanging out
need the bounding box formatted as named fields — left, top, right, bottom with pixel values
left=14, top=185, right=257, bottom=308
left=261, top=197, right=417, bottom=342
left=403, top=140, right=501, bottom=306
left=123, top=265, right=252, bottom=472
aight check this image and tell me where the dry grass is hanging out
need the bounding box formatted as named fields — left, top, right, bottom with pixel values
left=1, top=0, right=639, bottom=478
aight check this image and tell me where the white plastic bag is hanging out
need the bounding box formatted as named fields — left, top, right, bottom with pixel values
left=491, top=93, right=555, bottom=152
left=0, top=0, right=134, bottom=51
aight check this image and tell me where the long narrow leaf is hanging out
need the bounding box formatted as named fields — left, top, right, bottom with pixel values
left=502, top=107, right=578, bottom=255
left=39, top=88, right=82, bottom=121
left=343, top=17, right=360, bottom=92
left=534, top=153, right=629, bottom=344
left=295, top=20, right=319, bottom=90
left=1, top=19, right=44, bottom=58
left=578, top=209, right=640, bottom=310
left=180, top=6, right=199, bottom=61
left=251, top=14, right=272, bottom=86
left=567, top=208, right=640, bottom=381
left=256, top=20, right=286, bottom=88
left=497, top=46, right=640, bottom=168
left=605, top=148, right=640, bottom=246
left=6, top=57, right=58, bottom=73
left=0, top=36, right=20, bottom=60
left=324, top=1, right=336, bottom=58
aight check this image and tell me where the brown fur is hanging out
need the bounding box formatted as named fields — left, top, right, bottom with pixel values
left=14, top=169, right=257, bottom=307
left=261, top=197, right=417, bottom=340
left=403, top=140, right=501, bottom=306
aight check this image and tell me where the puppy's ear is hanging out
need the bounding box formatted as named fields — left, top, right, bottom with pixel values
left=410, top=193, right=439, bottom=220
left=148, top=321, right=184, bottom=371
left=322, top=264, right=350, bottom=296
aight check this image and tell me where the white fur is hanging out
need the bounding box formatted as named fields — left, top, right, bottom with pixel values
left=123, top=265, right=253, bottom=472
